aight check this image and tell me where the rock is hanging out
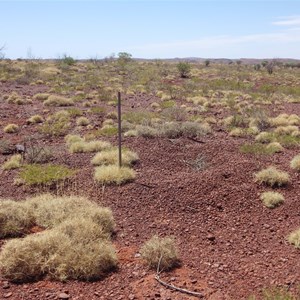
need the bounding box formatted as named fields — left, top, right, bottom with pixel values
left=3, top=292, right=12, bottom=298
left=58, top=292, right=70, bottom=299
left=207, top=234, right=216, bottom=241
left=3, top=282, right=10, bottom=289
left=128, top=294, right=135, bottom=300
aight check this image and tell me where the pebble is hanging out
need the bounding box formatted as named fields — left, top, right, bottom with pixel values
left=128, top=294, right=135, bottom=300
left=4, top=292, right=12, bottom=298
left=58, top=292, right=70, bottom=299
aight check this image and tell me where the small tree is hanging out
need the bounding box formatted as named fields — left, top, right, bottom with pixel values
left=266, top=61, right=274, bottom=75
left=204, top=60, right=210, bottom=67
left=176, top=62, right=191, bottom=78
left=0, top=45, right=5, bottom=59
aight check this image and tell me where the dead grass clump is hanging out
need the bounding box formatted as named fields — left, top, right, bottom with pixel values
left=91, top=148, right=139, bottom=166
left=255, top=166, right=290, bottom=187
left=69, top=140, right=111, bottom=153
left=0, top=200, right=33, bottom=238
left=2, top=154, right=22, bottom=170
left=3, top=124, right=19, bottom=133
left=140, top=235, right=179, bottom=271
left=76, top=116, right=90, bottom=126
left=260, top=191, right=284, bottom=208
left=33, top=93, right=50, bottom=101
left=288, top=228, right=300, bottom=248
left=43, top=95, right=74, bottom=107
left=290, top=154, right=300, bottom=171
left=0, top=195, right=117, bottom=282
left=94, top=165, right=136, bottom=185
left=0, top=228, right=117, bottom=282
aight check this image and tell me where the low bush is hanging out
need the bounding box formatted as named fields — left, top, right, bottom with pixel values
left=2, top=154, right=22, bottom=170
left=94, top=165, right=136, bottom=185
left=255, top=166, right=290, bottom=187
left=40, top=113, right=70, bottom=137
left=140, top=235, right=179, bottom=271
left=290, top=154, right=300, bottom=171
left=260, top=191, right=284, bottom=208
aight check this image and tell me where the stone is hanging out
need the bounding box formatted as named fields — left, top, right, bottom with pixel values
left=58, top=292, right=70, bottom=299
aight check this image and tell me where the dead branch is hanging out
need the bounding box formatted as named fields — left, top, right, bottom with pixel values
left=154, top=274, right=203, bottom=298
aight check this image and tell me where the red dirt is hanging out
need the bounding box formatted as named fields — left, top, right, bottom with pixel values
left=1, top=81, right=300, bottom=300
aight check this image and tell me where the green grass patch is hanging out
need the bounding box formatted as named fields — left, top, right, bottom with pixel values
left=20, top=164, right=76, bottom=185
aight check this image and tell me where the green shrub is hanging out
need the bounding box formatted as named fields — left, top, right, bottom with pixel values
left=177, top=62, right=191, bottom=78
left=255, top=166, right=290, bottom=187
left=19, top=164, right=75, bottom=185
left=140, top=235, right=179, bottom=271
left=260, top=191, right=284, bottom=208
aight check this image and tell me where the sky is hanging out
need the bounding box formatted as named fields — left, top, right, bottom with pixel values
left=1, top=0, right=300, bottom=59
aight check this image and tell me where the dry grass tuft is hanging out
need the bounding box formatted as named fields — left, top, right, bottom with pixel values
left=265, top=142, right=284, bottom=153
left=140, top=235, right=179, bottom=271
left=288, top=228, right=300, bottom=248
left=94, top=165, right=136, bottom=185
left=76, top=117, right=90, bottom=126
left=27, top=115, right=44, bottom=124
left=33, top=93, right=50, bottom=101
left=91, top=148, right=139, bottom=166
left=290, top=154, right=300, bottom=171
left=3, top=124, right=19, bottom=133
left=255, top=166, right=290, bottom=187
left=2, top=154, right=22, bottom=170
left=69, top=140, right=111, bottom=153
left=43, top=95, right=74, bottom=107
left=260, top=191, right=284, bottom=208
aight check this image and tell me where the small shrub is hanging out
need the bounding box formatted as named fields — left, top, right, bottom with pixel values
left=76, top=116, right=90, bottom=126
left=66, top=107, right=83, bottom=117
left=43, top=95, right=74, bottom=107
left=177, top=62, right=191, bottom=78
left=20, top=164, right=75, bottom=185
left=4, top=124, right=19, bottom=133
left=255, top=166, right=290, bottom=187
left=2, top=154, right=22, bottom=170
left=290, top=154, right=300, bottom=171
left=260, top=191, right=284, bottom=208
left=288, top=228, right=300, bottom=248
left=140, top=235, right=179, bottom=271
left=91, top=148, right=139, bottom=166
left=94, top=165, right=136, bottom=185
left=255, top=132, right=274, bottom=143
left=65, top=134, right=84, bottom=146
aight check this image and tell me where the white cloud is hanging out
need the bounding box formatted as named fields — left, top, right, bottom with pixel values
left=272, top=16, right=300, bottom=26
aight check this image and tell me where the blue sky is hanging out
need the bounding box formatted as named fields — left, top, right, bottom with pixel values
left=1, top=0, right=300, bottom=59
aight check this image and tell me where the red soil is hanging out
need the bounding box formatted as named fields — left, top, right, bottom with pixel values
left=1, top=81, right=300, bottom=300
